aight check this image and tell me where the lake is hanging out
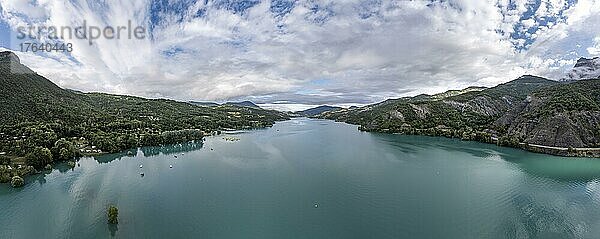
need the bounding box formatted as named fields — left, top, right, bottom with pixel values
left=2, top=118, right=600, bottom=238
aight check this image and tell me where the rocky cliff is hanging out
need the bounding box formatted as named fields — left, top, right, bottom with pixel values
left=563, top=57, right=600, bottom=81
left=320, top=75, right=600, bottom=156
left=496, top=80, right=600, bottom=148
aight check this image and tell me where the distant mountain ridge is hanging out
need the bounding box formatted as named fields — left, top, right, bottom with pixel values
left=189, top=101, right=220, bottom=107
left=225, top=101, right=261, bottom=109
left=190, top=101, right=261, bottom=109
left=296, top=105, right=343, bottom=116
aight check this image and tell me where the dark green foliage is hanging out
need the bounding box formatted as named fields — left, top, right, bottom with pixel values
left=451, top=75, right=557, bottom=103
left=0, top=165, right=36, bottom=183
left=52, top=138, right=77, bottom=161
left=477, top=132, right=494, bottom=143
left=325, top=77, right=600, bottom=151
left=0, top=92, right=288, bottom=155
left=525, top=79, right=600, bottom=118
left=0, top=173, right=10, bottom=183
left=160, top=130, right=204, bottom=145
left=321, top=75, right=561, bottom=147
left=108, top=206, right=119, bottom=224
left=0, top=155, right=9, bottom=165
left=497, top=135, right=521, bottom=148
left=0, top=52, right=289, bottom=160
left=11, top=175, right=24, bottom=188
left=25, top=147, right=53, bottom=168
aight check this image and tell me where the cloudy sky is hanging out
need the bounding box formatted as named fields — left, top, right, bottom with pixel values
left=1, top=0, right=599, bottom=111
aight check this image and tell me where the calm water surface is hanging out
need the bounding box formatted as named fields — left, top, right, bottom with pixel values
left=2, top=119, right=600, bottom=238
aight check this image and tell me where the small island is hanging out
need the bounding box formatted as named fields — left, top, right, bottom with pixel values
left=108, top=206, right=119, bottom=224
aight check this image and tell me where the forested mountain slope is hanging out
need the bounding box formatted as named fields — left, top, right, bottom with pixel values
left=320, top=75, right=600, bottom=156
left=496, top=79, right=600, bottom=148
left=0, top=51, right=288, bottom=165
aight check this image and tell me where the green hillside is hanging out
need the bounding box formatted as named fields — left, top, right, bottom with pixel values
left=320, top=75, right=600, bottom=153
left=497, top=79, right=600, bottom=148
left=322, top=76, right=557, bottom=132
left=0, top=51, right=289, bottom=171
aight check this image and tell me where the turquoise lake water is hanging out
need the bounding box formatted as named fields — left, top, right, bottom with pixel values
left=2, top=118, right=600, bottom=238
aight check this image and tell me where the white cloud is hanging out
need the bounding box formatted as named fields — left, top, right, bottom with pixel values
left=0, top=0, right=599, bottom=111
left=588, top=37, right=600, bottom=55
left=522, top=18, right=536, bottom=28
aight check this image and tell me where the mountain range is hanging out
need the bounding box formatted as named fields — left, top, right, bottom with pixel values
left=1, top=51, right=599, bottom=158
left=190, top=101, right=262, bottom=109
left=319, top=60, right=600, bottom=157
left=295, top=105, right=343, bottom=116
left=0, top=51, right=288, bottom=163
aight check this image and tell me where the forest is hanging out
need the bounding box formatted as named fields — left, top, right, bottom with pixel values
left=0, top=51, right=289, bottom=182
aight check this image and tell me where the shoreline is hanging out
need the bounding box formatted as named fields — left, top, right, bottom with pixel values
left=516, top=142, right=600, bottom=158
left=371, top=129, right=600, bottom=158
left=313, top=118, right=600, bottom=158
left=4, top=118, right=600, bottom=186
left=0, top=126, right=265, bottom=186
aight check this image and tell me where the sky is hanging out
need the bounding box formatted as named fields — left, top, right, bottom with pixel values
left=1, top=0, right=600, bottom=111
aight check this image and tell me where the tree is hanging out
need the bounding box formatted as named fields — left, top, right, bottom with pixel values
left=0, top=155, right=10, bottom=165
left=11, top=176, right=24, bottom=188
left=92, top=134, right=118, bottom=153
left=108, top=205, right=119, bottom=224
left=52, top=138, right=77, bottom=161
left=27, top=128, right=58, bottom=149
left=497, top=135, right=521, bottom=148
left=26, top=147, right=53, bottom=168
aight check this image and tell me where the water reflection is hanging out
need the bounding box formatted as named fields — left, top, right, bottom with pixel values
left=380, top=134, right=600, bottom=183
left=94, top=151, right=135, bottom=164
left=499, top=194, right=584, bottom=239
left=26, top=162, right=75, bottom=186
left=501, top=154, right=600, bottom=182
left=495, top=177, right=600, bottom=239
left=3, top=119, right=600, bottom=239
left=373, top=134, right=600, bottom=238
left=93, top=141, right=204, bottom=164
left=108, top=224, right=118, bottom=238
left=12, top=141, right=206, bottom=189
left=140, top=141, right=204, bottom=157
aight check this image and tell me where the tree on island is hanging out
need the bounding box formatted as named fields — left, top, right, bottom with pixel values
left=108, top=205, right=119, bottom=224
